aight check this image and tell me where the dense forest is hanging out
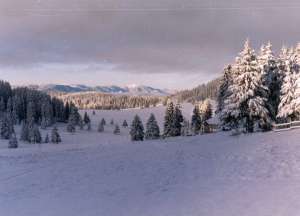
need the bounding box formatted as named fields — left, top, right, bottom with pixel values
left=0, top=80, right=71, bottom=145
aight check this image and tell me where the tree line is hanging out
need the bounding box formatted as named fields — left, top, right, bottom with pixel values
left=55, top=92, right=163, bottom=110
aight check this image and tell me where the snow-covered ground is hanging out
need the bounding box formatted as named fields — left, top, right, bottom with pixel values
left=1, top=105, right=300, bottom=216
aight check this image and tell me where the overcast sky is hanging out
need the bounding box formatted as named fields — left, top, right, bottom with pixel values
left=1, top=0, right=300, bottom=89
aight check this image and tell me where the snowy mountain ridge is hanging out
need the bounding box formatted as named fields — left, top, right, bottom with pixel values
left=34, top=84, right=171, bottom=96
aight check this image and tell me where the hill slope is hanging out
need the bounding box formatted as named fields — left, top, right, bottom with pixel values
left=1, top=105, right=300, bottom=216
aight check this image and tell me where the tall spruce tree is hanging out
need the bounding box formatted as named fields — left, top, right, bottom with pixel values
left=145, top=113, right=160, bottom=140
left=130, top=115, right=144, bottom=141
left=163, top=101, right=174, bottom=137
left=223, top=40, right=271, bottom=132
left=171, top=104, right=184, bottom=136
left=217, top=65, right=233, bottom=114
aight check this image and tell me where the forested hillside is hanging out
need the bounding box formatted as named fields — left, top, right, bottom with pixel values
left=169, top=78, right=221, bottom=103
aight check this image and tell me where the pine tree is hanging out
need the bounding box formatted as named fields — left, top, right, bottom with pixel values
left=67, top=106, right=77, bottom=133
left=1, top=114, right=14, bottom=140
left=20, top=121, right=29, bottom=141
left=44, top=133, right=49, bottom=143
left=51, top=127, right=61, bottom=144
left=191, top=105, right=201, bottom=135
left=41, top=98, right=53, bottom=128
left=101, top=118, right=106, bottom=126
left=28, top=124, right=42, bottom=144
left=8, top=132, right=18, bottom=148
left=217, top=65, right=233, bottom=114
left=145, top=113, right=160, bottom=140
left=0, top=97, right=5, bottom=119
left=122, top=120, right=128, bottom=128
left=64, top=102, right=70, bottom=122
left=98, top=121, right=104, bottom=132
left=130, top=115, right=144, bottom=141
left=113, top=124, right=120, bottom=135
left=163, top=101, right=174, bottom=137
left=83, top=112, right=90, bottom=125
left=199, top=99, right=213, bottom=133
left=171, top=104, right=183, bottom=136
left=26, top=101, right=35, bottom=124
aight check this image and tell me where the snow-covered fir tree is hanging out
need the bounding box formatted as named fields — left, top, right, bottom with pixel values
left=199, top=99, right=213, bottom=133
left=113, top=124, right=120, bottom=135
left=122, top=120, right=128, bottom=128
left=191, top=105, right=201, bottom=135
left=130, top=115, right=144, bottom=141
left=258, top=42, right=280, bottom=119
left=163, top=101, right=174, bottom=137
left=67, top=106, right=77, bottom=133
left=221, top=40, right=271, bottom=132
left=28, top=124, right=42, bottom=144
left=145, top=113, right=160, bottom=140
left=41, top=98, right=53, bottom=129
left=51, top=127, right=61, bottom=144
left=277, top=51, right=300, bottom=122
left=8, top=132, right=18, bottom=148
left=199, top=99, right=212, bottom=122
left=216, top=65, right=233, bottom=114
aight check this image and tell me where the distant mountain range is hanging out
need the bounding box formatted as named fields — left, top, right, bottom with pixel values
left=29, top=84, right=171, bottom=96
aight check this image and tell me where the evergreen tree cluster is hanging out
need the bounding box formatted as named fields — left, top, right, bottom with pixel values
left=218, top=40, right=300, bottom=132
left=0, top=80, right=68, bottom=146
left=130, top=114, right=161, bottom=141
left=163, top=102, right=184, bottom=137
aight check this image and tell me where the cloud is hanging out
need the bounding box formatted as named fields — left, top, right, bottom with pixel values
left=0, top=0, right=300, bottom=88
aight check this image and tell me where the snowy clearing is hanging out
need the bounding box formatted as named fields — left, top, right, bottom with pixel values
left=1, top=105, right=300, bottom=216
